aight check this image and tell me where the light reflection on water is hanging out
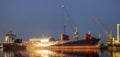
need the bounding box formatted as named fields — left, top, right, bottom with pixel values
left=28, top=49, right=100, bottom=57
left=0, top=48, right=120, bottom=57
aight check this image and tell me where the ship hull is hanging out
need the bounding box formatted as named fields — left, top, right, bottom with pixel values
left=52, top=38, right=100, bottom=46
left=3, top=43, right=26, bottom=50
left=51, top=38, right=100, bottom=49
left=28, top=38, right=100, bottom=49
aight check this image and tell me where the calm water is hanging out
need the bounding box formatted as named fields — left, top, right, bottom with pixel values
left=0, top=48, right=119, bottom=57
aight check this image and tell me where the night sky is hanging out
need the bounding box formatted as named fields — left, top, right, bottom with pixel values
left=0, top=0, right=120, bottom=43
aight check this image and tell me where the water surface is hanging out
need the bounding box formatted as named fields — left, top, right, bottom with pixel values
left=0, top=48, right=119, bottom=57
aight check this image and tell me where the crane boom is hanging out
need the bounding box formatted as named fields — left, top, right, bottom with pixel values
left=93, top=16, right=113, bottom=44
left=61, top=4, right=75, bottom=30
left=93, top=16, right=109, bottom=38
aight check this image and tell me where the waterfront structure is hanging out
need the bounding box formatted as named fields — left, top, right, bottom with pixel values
left=108, top=24, right=120, bottom=46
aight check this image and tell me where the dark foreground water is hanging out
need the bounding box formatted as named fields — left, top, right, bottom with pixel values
left=0, top=48, right=118, bottom=57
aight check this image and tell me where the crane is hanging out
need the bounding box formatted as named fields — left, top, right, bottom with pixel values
left=61, top=4, right=75, bottom=30
left=61, top=4, right=78, bottom=40
left=93, top=16, right=113, bottom=44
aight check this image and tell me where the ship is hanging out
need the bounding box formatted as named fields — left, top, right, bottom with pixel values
left=28, top=27, right=100, bottom=49
left=2, top=31, right=26, bottom=50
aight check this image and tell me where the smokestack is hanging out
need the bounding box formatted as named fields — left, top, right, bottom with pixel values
left=117, top=24, right=120, bottom=42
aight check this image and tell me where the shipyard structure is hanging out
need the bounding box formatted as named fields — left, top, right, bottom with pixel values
left=107, top=24, right=120, bottom=46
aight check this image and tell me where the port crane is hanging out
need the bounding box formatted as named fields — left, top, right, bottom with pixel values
left=61, top=4, right=79, bottom=40
left=93, top=16, right=113, bottom=44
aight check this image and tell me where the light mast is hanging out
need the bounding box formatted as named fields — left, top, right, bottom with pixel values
left=117, top=24, right=120, bottom=42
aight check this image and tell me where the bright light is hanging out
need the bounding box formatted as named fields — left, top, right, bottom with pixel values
left=36, top=50, right=50, bottom=53
left=36, top=50, right=50, bottom=57
left=36, top=43, right=49, bottom=47
left=5, top=36, right=9, bottom=42
left=36, top=42, right=54, bottom=47
left=41, top=39, right=49, bottom=43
